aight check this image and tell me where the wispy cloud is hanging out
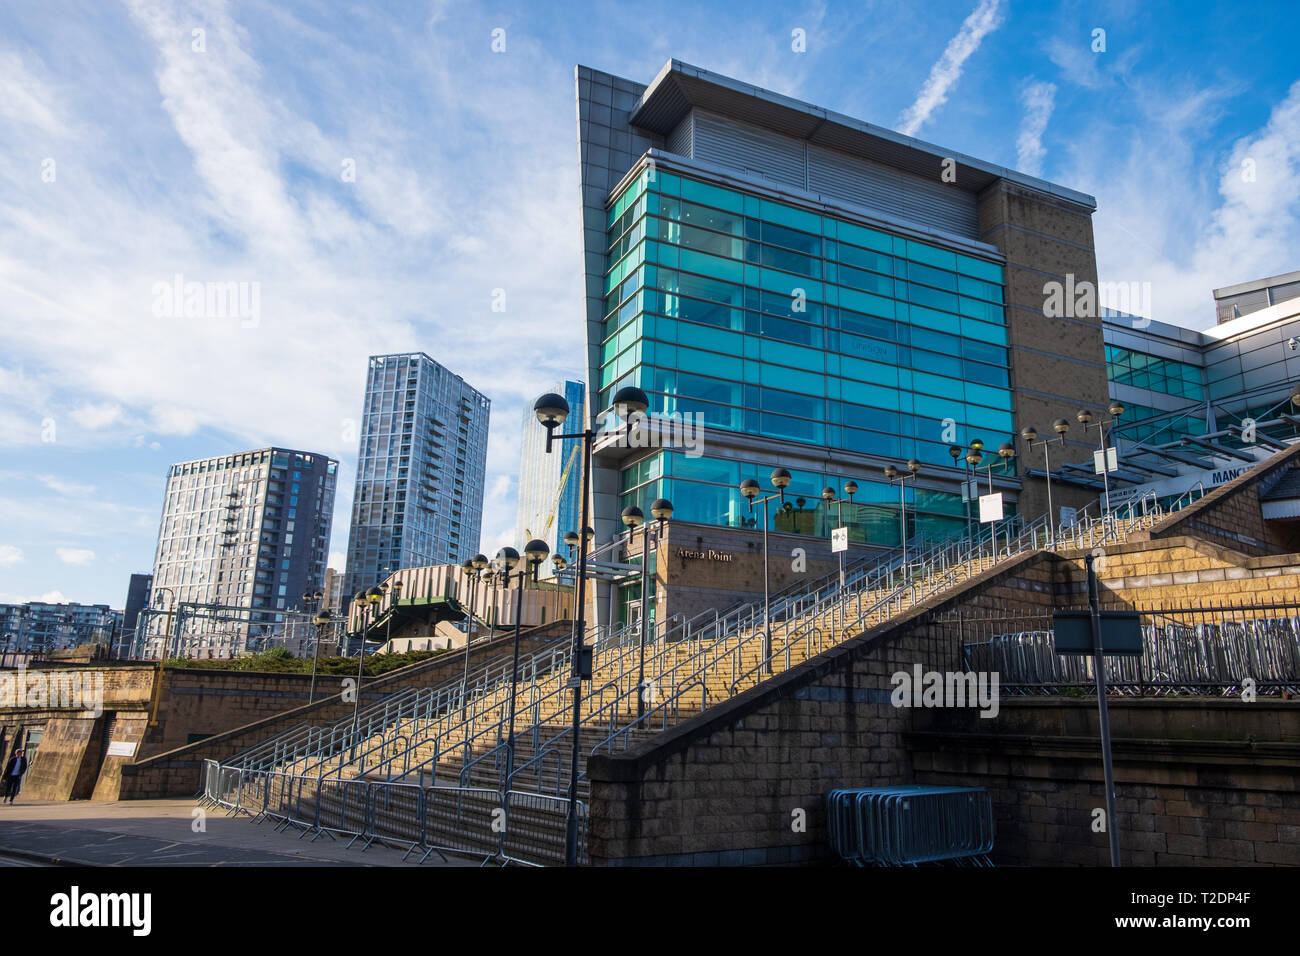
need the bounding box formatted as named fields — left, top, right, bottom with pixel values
left=56, top=547, right=95, bottom=565
left=0, top=545, right=23, bottom=567
left=897, top=0, right=1004, bottom=136
left=1016, top=79, right=1057, bottom=177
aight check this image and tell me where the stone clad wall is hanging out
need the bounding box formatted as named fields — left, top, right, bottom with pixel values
left=587, top=553, right=1055, bottom=864
left=587, top=485, right=1300, bottom=865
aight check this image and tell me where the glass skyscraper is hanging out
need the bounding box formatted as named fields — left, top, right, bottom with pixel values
left=576, top=61, right=1112, bottom=625
left=515, top=380, right=586, bottom=559
left=343, top=353, right=490, bottom=602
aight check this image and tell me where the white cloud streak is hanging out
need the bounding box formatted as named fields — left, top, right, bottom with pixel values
left=1016, top=80, right=1057, bottom=177
left=897, top=0, right=1004, bottom=136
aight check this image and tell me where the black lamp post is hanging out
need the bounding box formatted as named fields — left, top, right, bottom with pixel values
left=1078, top=403, right=1125, bottom=515
left=309, top=609, right=330, bottom=704
left=350, top=586, right=383, bottom=758
left=534, top=384, right=646, bottom=865
left=739, top=468, right=790, bottom=673
left=820, top=480, right=858, bottom=590
left=883, top=459, right=921, bottom=567
left=501, top=540, right=549, bottom=797
left=1022, top=419, right=1070, bottom=536
left=621, top=498, right=672, bottom=718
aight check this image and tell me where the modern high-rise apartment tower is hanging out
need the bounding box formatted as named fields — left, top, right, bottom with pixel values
left=147, top=447, right=337, bottom=655
left=343, top=353, right=491, bottom=601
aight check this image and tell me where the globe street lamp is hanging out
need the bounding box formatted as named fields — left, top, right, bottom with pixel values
left=501, top=540, right=549, bottom=798
left=1022, top=419, right=1070, bottom=541
left=883, top=460, right=922, bottom=569
left=535, top=385, right=646, bottom=865
left=1078, top=404, right=1125, bottom=517
left=820, top=480, right=858, bottom=590
left=622, top=498, right=673, bottom=718
left=350, top=586, right=383, bottom=759
left=309, top=609, right=330, bottom=704
left=739, top=468, right=791, bottom=673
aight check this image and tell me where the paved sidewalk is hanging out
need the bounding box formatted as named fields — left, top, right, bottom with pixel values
left=0, top=799, right=478, bottom=866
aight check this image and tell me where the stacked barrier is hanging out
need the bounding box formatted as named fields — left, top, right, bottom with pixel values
left=827, top=786, right=994, bottom=866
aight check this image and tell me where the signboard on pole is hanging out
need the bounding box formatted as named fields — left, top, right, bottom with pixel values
left=831, top=526, right=848, bottom=553
left=1052, top=610, right=1143, bottom=656
left=1093, top=447, right=1118, bottom=475
left=978, top=492, right=1004, bottom=523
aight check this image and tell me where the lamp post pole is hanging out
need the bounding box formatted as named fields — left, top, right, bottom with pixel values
left=622, top=500, right=673, bottom=719
left=534, top=385, right=647, bottom=866
left=1077, top=404, right=1125, bottom=521
left=501, top=542, right=548, bottom=798
left=821, top=481, right=858, bottom=640
left=350, top=587, right=382, bottom=760
left=884, top=460, right=921, bottom=570
left=153, top=587, right=176, bottom=660
left=1022, top=420, right=1070, bottom=542
left=309, top=609, right=330, bottom=704
left=740, top=469, right=791, bottom=674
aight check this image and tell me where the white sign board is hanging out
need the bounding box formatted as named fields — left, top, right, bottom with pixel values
left=978, top=492, right=1004, bottom=523
left=107, top=741, right=137, bottom=758
left=1093, top=447, right=1118, bottom=475
left=831, top=526, right=849, bottom=553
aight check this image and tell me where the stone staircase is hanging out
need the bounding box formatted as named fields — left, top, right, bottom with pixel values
left=216, top=505, right=1167, bottom=864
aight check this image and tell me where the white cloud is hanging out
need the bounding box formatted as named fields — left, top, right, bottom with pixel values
left=1076, top=77, right=1300, bottom=327
left=69, top=402, right=123, bottom=430
left=897, top=0, right=1004, bottom=136
left=56, top=547, right=95, bottom=565
left=0, top=545, right=24, bottom=567
left=1016, top=80, right=1057, bottom=177
left=37, top=474, right=97, bottom=497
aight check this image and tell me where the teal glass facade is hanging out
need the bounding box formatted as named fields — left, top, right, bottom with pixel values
left=618, top=450, right=987, bottom=547
left=601, top=168, right=1014, bottom=465
left=1105, top=344, right=1207, bottom=444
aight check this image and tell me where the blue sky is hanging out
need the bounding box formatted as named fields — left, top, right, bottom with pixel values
left=1, top=0, right=1297, bottom=608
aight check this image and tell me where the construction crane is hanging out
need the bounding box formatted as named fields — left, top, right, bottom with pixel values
left=526, top=441, right=581, bottom=540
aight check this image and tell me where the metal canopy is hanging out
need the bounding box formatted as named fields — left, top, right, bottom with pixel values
left=1180, top=435, right=1256, bottom=463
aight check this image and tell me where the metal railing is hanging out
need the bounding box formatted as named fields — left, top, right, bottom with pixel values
left=208, top=492, right=1175, bottom=864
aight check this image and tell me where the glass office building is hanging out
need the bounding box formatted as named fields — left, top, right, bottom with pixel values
left=1102, top=270, right=1300, bottom=468
left=343, top=353, right=490, bottom=603
left=603, top=168, right=1013, bottom=545
left=577, top=61, right=1109, bottom=625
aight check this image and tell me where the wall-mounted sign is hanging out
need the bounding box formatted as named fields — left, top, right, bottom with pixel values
left=676, top=548, right=734, bottom=563
left=107, top=741, right=137, bottom=757
left=831, top=527, right=848, bottom=553
left=978, top=492, right=1004, bottom=523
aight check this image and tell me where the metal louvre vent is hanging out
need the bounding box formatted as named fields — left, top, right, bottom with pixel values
left=678, top=109, right=979, bottom=239
left=690, top=110, right=806, bottom=189
left=808, top=144, right=978, bottom=239
left=666, top=112, right=694, bottom=158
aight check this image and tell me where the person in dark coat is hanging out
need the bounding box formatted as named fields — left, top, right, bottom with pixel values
left=2, top=749, right=28, bottom=804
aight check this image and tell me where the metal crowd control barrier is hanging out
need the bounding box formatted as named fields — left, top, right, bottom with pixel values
left=827, top=786, right=994, bottom=866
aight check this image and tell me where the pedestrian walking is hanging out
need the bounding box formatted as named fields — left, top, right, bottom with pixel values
left=2, top=749, right=28, bottom=804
